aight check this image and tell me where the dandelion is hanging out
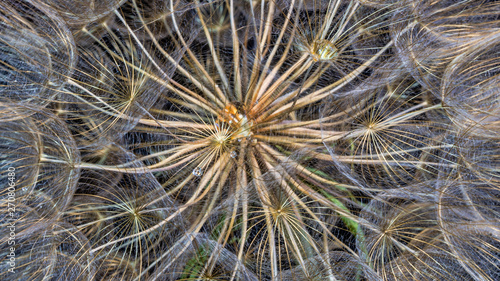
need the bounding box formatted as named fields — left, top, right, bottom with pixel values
left=1, top=0, right=500, bottom=280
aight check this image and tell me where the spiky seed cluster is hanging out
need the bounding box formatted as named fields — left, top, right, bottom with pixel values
left=1, top=0, right=499, bottom=280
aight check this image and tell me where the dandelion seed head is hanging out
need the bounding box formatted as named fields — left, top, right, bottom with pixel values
left=4, top=0, right=499, bottom=280
left=309, top=39, right=339, bottom=62
left=216, top=103, right=254, bottom=142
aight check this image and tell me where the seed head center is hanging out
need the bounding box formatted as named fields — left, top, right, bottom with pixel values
left=310, top=39, right=338, bottom=62
left=217, top=104, right=254, bottom=141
